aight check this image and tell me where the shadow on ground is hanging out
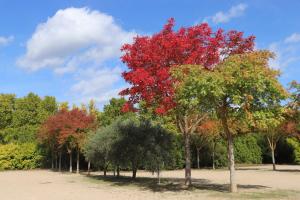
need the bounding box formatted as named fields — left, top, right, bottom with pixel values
left=86, top=175, right=268, bottom=193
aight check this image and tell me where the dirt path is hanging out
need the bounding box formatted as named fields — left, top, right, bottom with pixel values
left=0, top=165, right=299, bottom=200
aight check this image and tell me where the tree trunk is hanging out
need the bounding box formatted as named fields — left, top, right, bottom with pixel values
left=271, top=147, right=276, bottom=171
left=132, top=164, right=137, bottom=179
left=212, top=142, right=215, bottom=170
left=184, top=133, right=192, bottom=186
left=228, top=133, right=237, bottom=193
left=104, top=167, right=107, bottom=177
left=87, top=161, right=91, bottom=175
left=55, top=153, right=58, bottom=170
left=59, top=151, right=62, bottom=172
left=117, top=165, right=120, bottom=177
left=157, top=165, right=161, bottom=184
left=69, top=150, right=73, bottom=173
left=220, top=102, right=237, bottom=193
left=196, top=148, right=200, bottom=169
left=76, top=149, right=80, bottom=174
left=51, top=150, right=54, bottom=170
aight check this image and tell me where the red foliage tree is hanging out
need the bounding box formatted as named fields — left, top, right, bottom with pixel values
left=39, top=108, right=94, bottom=173
left=120, top=18, right=255, bottom=113
left=120, top=18, right=255, bottom=185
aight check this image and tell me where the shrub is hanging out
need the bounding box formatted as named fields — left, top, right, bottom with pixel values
left=194, top=134, right=263, bottom=168
left=286, top=137, right=300, bottom=164
left=0, top=143, right=42, bottom=170
left=234, top=135, right=262, bottom=164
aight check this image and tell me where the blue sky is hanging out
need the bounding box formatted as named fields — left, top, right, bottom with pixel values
left=0, top=0, right=299, bottom=109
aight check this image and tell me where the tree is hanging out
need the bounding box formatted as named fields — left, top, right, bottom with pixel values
left=84, top=125, right=117, bottom=177
left=98, top=98, right=127, bottom=127
left=86, top=99, right=99, bottom=174
left=193, top=119, right=221, bottom=169
left=40, top=108, right=94, bottom=173
left=120, top=18, right=254, bottom=185
left=254, top=106, right=286, bottom=170
left=171, top=51, right=287, bottom=192
left=286, top=81, right=300, bottom=139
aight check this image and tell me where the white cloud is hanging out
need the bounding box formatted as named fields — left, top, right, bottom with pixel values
left=17, top=7, right=137, bottom=107
left=268, top=34, right=300, bottom=70
left=0, top=36, right=14, bottom=46
left=17, top=7, right=136, bottom=72
left=70, top=66, right=126, bottom=104
left=284, top=33, right=300, bottom=43
left=204, top=3, right=247, bottom=24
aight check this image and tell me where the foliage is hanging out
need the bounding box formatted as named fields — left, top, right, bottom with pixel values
left=39, top=108, right=95, bottom=150
left=84, top=117, right=178, bottom=177
left=98, top=98, right=127, bottom=127
left=286, top=137, right=300, bottom=164
left=0, top=93, right=58, bottom=144
left=0, top=143, right=42, bottom=170
left=84, top=125, right=118, bottom=169
left=0, top=125, right=39, bottom=144
left=234, top=135, right=263, bottom=164
left=120, top=18, right=254, bottom=114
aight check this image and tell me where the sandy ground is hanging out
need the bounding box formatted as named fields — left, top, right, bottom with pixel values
left=0, top=165, right=299, bottom=200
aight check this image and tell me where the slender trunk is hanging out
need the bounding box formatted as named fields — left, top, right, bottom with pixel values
left=117, top=165, right=120, bottom=177
left=55, top=153, right=58, bottom=170
left=51, top=150, right=54, bottom=170
left=157, top=165, right=161, bottom=184
left=132, top=162, right=137, bottom=179
left=87, top=161, right=91, bottom=175
left=59, top=151, right=62, bottom=172
left=271, top=147, right=276, bottom=171
left=267, top=137, right=277, bottom=171
left=104, top=167, right=107, bottom=177
left=212, top=141, right=216, bottom=170
left=220, top=102, right=237, bottom=193
left=227, top=133, right=237, bottom=192
left=76, top=149, right=80, bottom=174
left=184, top=133, right=192, bottom=186
left=69, top=150, right=73, bottom=173
left=196, top=148, right=200, bottom=169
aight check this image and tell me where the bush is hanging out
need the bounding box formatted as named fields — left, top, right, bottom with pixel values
left=234, top=135, right=262, bottom=164
left=286, top=137, right=300, bottom=164
left=0, top=143, right=42, bottom=170
left=192, top=134, right=262, bottom=168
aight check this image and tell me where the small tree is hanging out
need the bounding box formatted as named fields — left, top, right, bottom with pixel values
left=254, top=106, right=285, bottom=170
left=40, top=108, right=94, bottom=173
left=192, top=119, right=221, bottom=169
left=84, top=125, right=117, bottom=176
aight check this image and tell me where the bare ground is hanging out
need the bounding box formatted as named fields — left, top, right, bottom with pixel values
left=0, top=164, right=299, bottom=200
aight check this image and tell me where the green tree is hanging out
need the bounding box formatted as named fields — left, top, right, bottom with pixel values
left=254, top=106, right=286, bottom=170
left=98, top=98, right=126, bottom=127
left=171, top=51, right=287, bottom=192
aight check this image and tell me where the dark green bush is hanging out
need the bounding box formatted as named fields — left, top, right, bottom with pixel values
left=234, top=135, right=262, bottom=164
left=193, top=134, right=263, bottom=168
left=0, top=143, right=42, bottom=170
left=286, top=137, right=300, bottom=164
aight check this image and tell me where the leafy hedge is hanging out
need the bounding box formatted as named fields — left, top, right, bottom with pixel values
left=234, top=135, right=262, bottom=164
left=286, top=138, right=300, bottom=164
left=0, top=143, right=42, bottom=170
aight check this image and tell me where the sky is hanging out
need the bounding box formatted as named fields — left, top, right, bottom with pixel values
left=0, top=0, right=299, bottom=109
